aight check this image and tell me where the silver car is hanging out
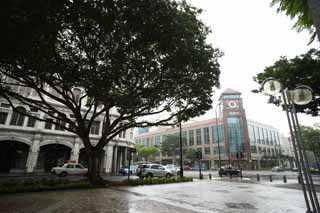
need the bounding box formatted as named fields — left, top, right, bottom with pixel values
left=136, top=164, right=173, bottom=179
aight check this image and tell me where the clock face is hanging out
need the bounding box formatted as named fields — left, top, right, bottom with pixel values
left=227, top=100, right=238, bottom=108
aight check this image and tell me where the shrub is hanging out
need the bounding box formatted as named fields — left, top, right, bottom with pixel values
left=127, top=176, right=193, bottom=186
left=0, top=179, right=91, bottom=194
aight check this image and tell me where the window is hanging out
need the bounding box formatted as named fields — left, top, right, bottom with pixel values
left=182, top=131, right=187, bottom=146
left=151, top=165, right=160, bottom=169
left=155, top=135, right=161, bottom=146
left=227, top=117, right=244, bottom=153
left=264, top=128, right=269, bottom=145
left=254, top=126, right=261, bottom=144
left=90, top=121, right=100, bottom=135
left=259, top=127, right=265, bottom=144
left=250, top=145, right=257, bottom=153
left=55, top=114, right=66, bottom=131
left=189, top=130, right=194, bottom=146
left=29, top=107, right=38, bottom=112
left=196, top=129, right=201, bottom=145
left=197, top=148, right=202, bottom=154
left=204, top=147, right=210, bottom=155
left=0, top=103, right=10, bottom=108
left=76, top=164, right=84, bottom=169
left=45, top=119, right=53, bottom=129
left=203, top=127, right=209, bottom=144
left=66, top=164, right=74, bottom=168
left=0, top=112, right=8, bottom=124
left=27, top=117, right=36, bottom=127
left=10, top=107, right=26, bottom=126
left=223, top=95, right=240, bottom=99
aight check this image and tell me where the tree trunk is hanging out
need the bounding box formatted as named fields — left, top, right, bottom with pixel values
left=308, top=0, right=320, bottom=42
left=87, top=148, right=105, bottom=186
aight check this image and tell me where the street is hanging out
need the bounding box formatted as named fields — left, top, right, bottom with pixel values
left=0, top=178, right=313, bottom=212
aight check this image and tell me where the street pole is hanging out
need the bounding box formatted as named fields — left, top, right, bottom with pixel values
left=215, top=103, right=222, bottom=168
left=282, top=89, right=314, bottom=212
left=258, top=78, right=320, bottom=212
left=127, top=150, right=131, bottom=181
left=179, top=121, right=183, bottom=178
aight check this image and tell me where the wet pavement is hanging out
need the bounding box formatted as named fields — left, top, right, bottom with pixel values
left=0, top=179, right=316, bottom=213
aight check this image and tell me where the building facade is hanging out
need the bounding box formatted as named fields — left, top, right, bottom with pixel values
left=0, top=86, right=135, bottom=174
left=135, top=89, right=282, bottom=169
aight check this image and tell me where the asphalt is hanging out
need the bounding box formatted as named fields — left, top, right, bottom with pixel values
left=0, top=179, right=315, bottom=212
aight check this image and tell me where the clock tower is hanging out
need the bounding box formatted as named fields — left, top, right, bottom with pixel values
left=219, top=89, right=250, bottom=167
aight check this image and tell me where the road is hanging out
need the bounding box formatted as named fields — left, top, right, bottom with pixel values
left=0, top=178, right=312, bottom=212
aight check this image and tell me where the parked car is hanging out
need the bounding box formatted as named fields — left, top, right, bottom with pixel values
left=192, top=166, right=206, bottom=171
left=119, top=165, right=139, bottom=176
left=136, top=164, right=173, bottom=179
left=51, top=163, right=88, bottom=177
left=218, top=166, right=240, bottom=177
left=164, top=164, right=179, bottom=175
left=272, top=166, right=285, bottom=172
left=183, top=165, right=192, bottom=171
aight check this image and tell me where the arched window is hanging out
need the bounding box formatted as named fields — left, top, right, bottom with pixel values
left=10, top=106, right=26, bottom=126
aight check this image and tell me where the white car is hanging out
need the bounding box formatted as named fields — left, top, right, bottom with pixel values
left=51, top=163, right=88, bottom=177
left=164, top=164, right=179, bottom=175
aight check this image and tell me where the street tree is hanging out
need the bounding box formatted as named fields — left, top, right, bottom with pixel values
left=0, top=0, right=221, bottom=185
left=185, top=148, right=197, bottom=165
left=300, top=126, right=320, bottom=169
left=255, top=48, right=320, bottom=116
left=270, top=0, right=320, bottom=43
left=135, top=144, right=159, bottom=163
left=161, top=135, right=181, bottom=165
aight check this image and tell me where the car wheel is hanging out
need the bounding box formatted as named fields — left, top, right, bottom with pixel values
left=146, top=173, right=153, bottom=178
left=139, top=176, right=144, bottom=179
left=166, top=173, right=172, bottom=178
left=59, top=171, right=67, bottom=177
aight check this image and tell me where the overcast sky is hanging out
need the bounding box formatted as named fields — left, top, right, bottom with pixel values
left=186, top=0, right=318, bottom=135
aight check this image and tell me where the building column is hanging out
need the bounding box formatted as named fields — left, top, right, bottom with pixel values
left=117, top=147, right=122, bottom=172
left=105, top=145, right=113, bottom=173
left=124, top=147, right=128, bottom=166
left=71, top=142, right=80, bottom=162
left=26, top=137, right=40, bottom=173
left=113, top=146, right=118, bottom=173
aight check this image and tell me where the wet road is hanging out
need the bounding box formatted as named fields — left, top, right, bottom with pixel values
left=0, top=179, right=314, bottom=213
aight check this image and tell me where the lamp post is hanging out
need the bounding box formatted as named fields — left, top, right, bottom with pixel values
left=179, top=120, right=183, bottom=178
left=260, top=78, right=320, bottom=212
left=215, top=103, right=222, bottom=168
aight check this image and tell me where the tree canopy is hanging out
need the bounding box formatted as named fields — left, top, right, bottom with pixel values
left=0, top=0, right=221, bottom=184
left=301, top=126, right=320, bottom=157
left=255, top=48, right=320, bottom=116
left=270, top=0, right=320, bottom=42
left=161, top=135, right=181, bottom=157
left=135, top=144, right=159, bottom=162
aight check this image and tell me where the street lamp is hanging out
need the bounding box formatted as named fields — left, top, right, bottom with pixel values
left=215, top=103, right=222, bottom=168
left=179, top=120, right=183, bottom=178
left=260, top=78, right=319, bottom=212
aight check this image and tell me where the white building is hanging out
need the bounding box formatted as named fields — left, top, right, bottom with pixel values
left=0, top=82, right=135, bottom=174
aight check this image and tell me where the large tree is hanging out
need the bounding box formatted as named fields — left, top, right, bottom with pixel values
left=0, top=0, right=221, bottom=185
left=135, top=144, right=159, bottom=163
left=161, top=135, right=181, bottom=164
left=271, top=0, right=320, bottom=43
left=255, top=48, right=320, bottom=116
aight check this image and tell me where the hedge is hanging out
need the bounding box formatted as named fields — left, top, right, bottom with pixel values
left=127, top=176, right=193, bottom=186
left=0, top=179, right=92, bottom=194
